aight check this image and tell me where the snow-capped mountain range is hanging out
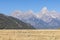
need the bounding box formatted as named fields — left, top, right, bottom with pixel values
left=11, top=7, right=60, bottom=29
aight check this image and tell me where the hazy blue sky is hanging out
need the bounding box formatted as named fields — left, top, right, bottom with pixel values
left=0, top=0, right=60, bottom=15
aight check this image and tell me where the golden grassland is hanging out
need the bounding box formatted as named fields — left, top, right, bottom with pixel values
left=0, top=30, right=60, bottom=40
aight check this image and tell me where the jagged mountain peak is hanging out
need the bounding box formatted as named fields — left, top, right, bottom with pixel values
left=24, top=10, right=34, bottom=16
left=41, top=7, right=49, bottom=14
left=36, top=7, right=59, bottom=23
left=36, top=7, right=49, bottom=18
left=11, top=10, right=24, bottom=18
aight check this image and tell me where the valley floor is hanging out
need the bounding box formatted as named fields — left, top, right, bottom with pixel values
left=0, top=30, right=60, bottom=40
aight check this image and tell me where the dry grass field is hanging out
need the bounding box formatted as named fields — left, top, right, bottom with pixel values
left=0, top=30, right=60, bottom=40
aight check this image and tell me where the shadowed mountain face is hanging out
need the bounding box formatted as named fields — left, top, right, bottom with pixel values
left=0, top=14, right=35, bottom=29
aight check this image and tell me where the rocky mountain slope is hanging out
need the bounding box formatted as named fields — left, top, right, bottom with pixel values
left=0, top=14, right=35, bottom=29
